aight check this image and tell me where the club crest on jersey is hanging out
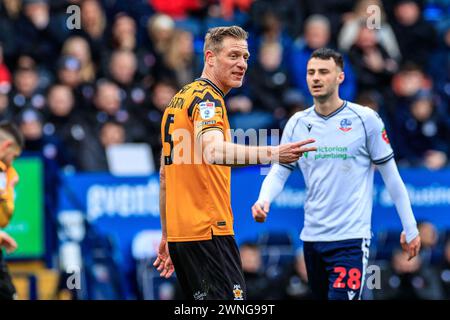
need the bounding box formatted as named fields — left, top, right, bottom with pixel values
left=382, top=128, right=390, bottom=144
left=339, top=118, right=352, bottom=132
left=199, top=101, right=215, bottom=120
left=233, top=284, right=244, bottom=300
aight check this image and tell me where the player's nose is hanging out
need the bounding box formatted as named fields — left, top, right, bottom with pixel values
left=237, top=58, right=247, bottom=70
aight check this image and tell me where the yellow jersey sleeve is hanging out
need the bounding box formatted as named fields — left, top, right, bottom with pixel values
left=191, top=97, right=226, bottom=140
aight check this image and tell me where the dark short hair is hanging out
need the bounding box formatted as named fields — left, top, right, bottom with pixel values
left=309, top=48, right=344, bottom=70
left=0, top=121, right=24, bottom=149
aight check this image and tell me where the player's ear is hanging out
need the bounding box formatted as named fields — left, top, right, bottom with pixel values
left=0, top=140, right=11, bottom=151
left=337, top=71, right=345, bottom=84
left=205, top=50, right=215, bottom=67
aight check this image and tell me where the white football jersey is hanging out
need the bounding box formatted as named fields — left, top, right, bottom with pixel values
left=281, top=101, right=394, bottom=241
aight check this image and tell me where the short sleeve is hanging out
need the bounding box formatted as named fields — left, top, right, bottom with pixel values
left=366, top=110, right=394, bottom=165
left=280, top=114, right=301, bottom=144
left=191, top=98, right=225, bottom=140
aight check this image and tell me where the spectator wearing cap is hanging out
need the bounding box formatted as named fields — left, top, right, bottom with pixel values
left=394, top=90, right=448, bottom=169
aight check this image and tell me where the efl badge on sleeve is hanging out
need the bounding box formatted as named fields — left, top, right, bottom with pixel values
left=199, top=101, right=215, bottom=120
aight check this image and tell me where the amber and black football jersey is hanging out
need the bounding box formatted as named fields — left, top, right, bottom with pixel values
left=0, top=161, right=18, bottom=228
left=161, top=78, right=234, bottom=242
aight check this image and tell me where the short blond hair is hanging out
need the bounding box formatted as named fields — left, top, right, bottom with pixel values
left=203, top=26, right=248, bottom=54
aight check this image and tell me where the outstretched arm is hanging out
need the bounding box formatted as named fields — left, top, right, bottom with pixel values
left=377, top=158, right=421, bottom=259
left=201, top=130, right=315, bottom=167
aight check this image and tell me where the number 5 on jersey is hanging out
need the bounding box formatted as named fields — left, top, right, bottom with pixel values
left=163, top=114, right=175, bottom=165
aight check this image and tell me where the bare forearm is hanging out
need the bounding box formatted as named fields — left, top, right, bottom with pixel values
left=207, top=141, right=274, bottom=166
left=159, top=154, right=168, bottom=238
left=159, top=181, right=167, bottom=238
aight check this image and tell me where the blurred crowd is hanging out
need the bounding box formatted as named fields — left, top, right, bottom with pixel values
left=0, top=0, right=449, bottom=173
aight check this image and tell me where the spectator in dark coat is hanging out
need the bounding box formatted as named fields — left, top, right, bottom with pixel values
left=280, top=249, right=313, bottom=300
left=438, top=239, right=450, bottom=300
left=76, top=120, right=126, bottom=172
left=348, top=21, right=399, bottom=93
left=240, top=242, right=274, bottom=300
left=9, top=66, right=46, bottom=114
left=91, top=79, right=147, bottom=143
left=391, top=0, right=438, bottom=66
left=14, top=0, right=69, bottom=70
left=374, top=248, right=444, bottom=300
left=394, top=90, right=448, bottom=169
left=288, top=14, right=356, bottom=105
left=247, top=41, right=294, bottom=129
left=43, top=84, right=96, bottom=170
